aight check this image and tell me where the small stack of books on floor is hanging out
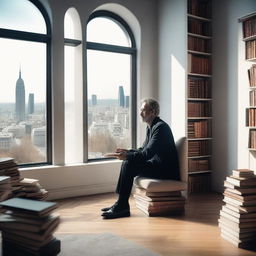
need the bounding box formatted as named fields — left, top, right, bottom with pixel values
left=0, top=158, right=20, bottom=186
left=0, top=176, right=12, bottom=202
left=218, top=169, right=256, bottom=249
left=0, top=157, right=49, bottom=201
left=133, top=187, right=186, bottom=217
left=13, top=178, right=49, bottom=201
left=0, top=198, right=60, bottom=256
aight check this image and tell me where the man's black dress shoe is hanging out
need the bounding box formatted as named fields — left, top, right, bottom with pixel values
left=101, top=202, right=118, bottom=212
left=101, top=204, right=130, bottom=219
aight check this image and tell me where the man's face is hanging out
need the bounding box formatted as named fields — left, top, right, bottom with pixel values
left=140, top=102, right=155, bottom=124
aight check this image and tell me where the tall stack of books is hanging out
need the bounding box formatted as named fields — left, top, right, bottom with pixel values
left=13, top=178, right=49, bottom=201
left=133, top=187, right=185, bottom=217
left=219, top=169, right=256, bottom=248
left=0, top=198, right=60, bottom=256
left=0, top=158, right=20, bottom=186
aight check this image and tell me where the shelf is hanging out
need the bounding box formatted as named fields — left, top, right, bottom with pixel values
left=248, top=148, right=256, bottom=151
left=247, top=106, right=256, bottom=109
left=188, top=138, right=212, bottom=141
left=246, top=57, right=256, bottom=62
left=248, top=127, right=256, bottom=129
left=188, top=117, right=212, bottom=120
left=239, top=11, right=256, bottom=22
left=188, top=73, right=212, bottom=78
left=188, top=155, right=211, bottom=159
left=188, top=33, right=212, bottom=40
left=248, top=86, right=256, bottom=90
left=188, top=50, right=211, bottom=56
left=243, top=35, right=256, bottom=42
left=188, top=170, right=212, bottom=174
left=188, top=98, right=212, bottom=101
left=187, top=14, right=211, bottom=22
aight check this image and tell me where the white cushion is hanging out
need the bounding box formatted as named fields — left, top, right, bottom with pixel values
left=134, top=176, right=187, bottom=192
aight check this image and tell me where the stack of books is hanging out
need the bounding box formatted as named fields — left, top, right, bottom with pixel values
left=0, top=198, right=60, bottom=256
left=13, top=178, right=49, bottom=201
left=0, top=158, right=20, bottom=186
left=219, top=169, right=256, bottom=248
left=0, top=176, right=12, bottom=202
left=133, top=187, right=186, bottom=216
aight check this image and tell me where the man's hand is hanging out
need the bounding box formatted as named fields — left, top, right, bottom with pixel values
left=115, top=148, right=128, bottom=160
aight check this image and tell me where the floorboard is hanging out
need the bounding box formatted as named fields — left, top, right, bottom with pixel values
left=55, top=192, right=256, bottom=256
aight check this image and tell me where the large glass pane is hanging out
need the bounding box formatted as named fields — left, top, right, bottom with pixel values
left=87, top=50, right=131, bottom=159
left=0, top=38, right=47, bottom=164
left=87, top=17, right=131, bottom=47
left=0, top=0, right=46, bottom=34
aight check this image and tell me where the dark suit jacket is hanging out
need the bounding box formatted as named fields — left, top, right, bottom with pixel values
left=126, top=117, right=180, bottom=180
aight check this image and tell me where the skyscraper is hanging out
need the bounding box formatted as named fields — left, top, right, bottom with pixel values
left=28, top=93, right=34, bottom=114
left=15, top=68, right=25, bottom=122
left=118, top=86, right=125, bottom=107
left=125, top=96, right=129, bottom=108
left=92, top=94, right=97, bottom=106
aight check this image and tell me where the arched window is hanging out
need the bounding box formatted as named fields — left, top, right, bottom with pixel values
left=86, top=11, right=136, bottom=160
left=0, top=0, right=51, bottom=166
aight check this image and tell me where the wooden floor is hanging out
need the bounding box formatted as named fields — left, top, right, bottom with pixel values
left=55, top=192, right=256, bottom=256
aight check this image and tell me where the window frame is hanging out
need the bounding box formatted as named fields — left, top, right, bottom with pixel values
left=86, top=10, right=137, bottom=162
left=0, top=0, right=52, bottom=167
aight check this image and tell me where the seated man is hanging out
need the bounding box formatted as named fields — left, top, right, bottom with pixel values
left=101, top=98, right=180, bottom=219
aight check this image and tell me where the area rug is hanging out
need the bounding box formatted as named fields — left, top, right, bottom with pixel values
left=57, top=232, right=160, bottom=256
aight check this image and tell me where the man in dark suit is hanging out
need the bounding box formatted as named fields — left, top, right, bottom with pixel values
left=101, top=99, right=180, bottom=219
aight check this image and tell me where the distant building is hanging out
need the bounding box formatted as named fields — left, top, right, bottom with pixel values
left=92, top=94, right=97, bottom=106
left=28, top=93, right=34, bottom=114
left=0, top=132, right=14, bottom=150
left=15, top=68, right=25, bottom=122
left=118, top=86, right=125, bottom=107
left=32, top=126, right=46, bottom=147
left=3, top=124, right=25, bottom=138
left=125, top=96, right=129, bottom=108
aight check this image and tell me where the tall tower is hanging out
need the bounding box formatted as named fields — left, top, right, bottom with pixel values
left=15, top=68, right=25, bottom=122
left=92, top=94, right=97, bottom=106
left=125, top=96, right=129, bottom=108
left=28, top=93, right=34, bottom=114
left=118, top=86, right=125, bottom=107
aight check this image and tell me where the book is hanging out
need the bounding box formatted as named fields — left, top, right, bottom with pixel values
left=0, top=214, right=60, bottom=233
left=2, top=237, right=61, bottom=256
left=219, top=222, right=256, bottom=235
left=218, top=216, right=256, bottom=228
left=136, top=203, right=184, bottom=217
left=133, top=187, right=182, bottom=197
left=221, top=232, right=256, bottom=248
left=0, top=198, right=58, bottom=217
left=223, top=196, right=256, bottom=206
left=223, top=191, right=256, bottom=202
left=232, top=169, right=255, bottom=178
left=226, top=176, right=256, bottom=187
left=224, top=186, right=256, bottom=195
left=133, top=193, right=185, bottom=202
left=224, top=203, right=256, bottom=213
left=219, top=210, right=256, bottom=224
left=221, top=205, right=256, bottom=219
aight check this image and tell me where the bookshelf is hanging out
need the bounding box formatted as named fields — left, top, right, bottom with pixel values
left=240, top=13, right=256, bottom=157
left=187, top=0, right=212, bottom=193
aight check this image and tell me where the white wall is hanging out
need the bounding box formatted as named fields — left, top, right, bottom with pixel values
left=212, top=0, right=256, bottom=192
left=21, top=0, right=159, bottom=200
left=158, top=0, right=187, bottom=141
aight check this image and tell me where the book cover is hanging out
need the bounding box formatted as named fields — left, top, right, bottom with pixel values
left=0, top=198, right=58, bottom=216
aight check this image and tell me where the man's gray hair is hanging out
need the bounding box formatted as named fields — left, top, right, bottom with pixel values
left=142, top=98, right=160, bottom=116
